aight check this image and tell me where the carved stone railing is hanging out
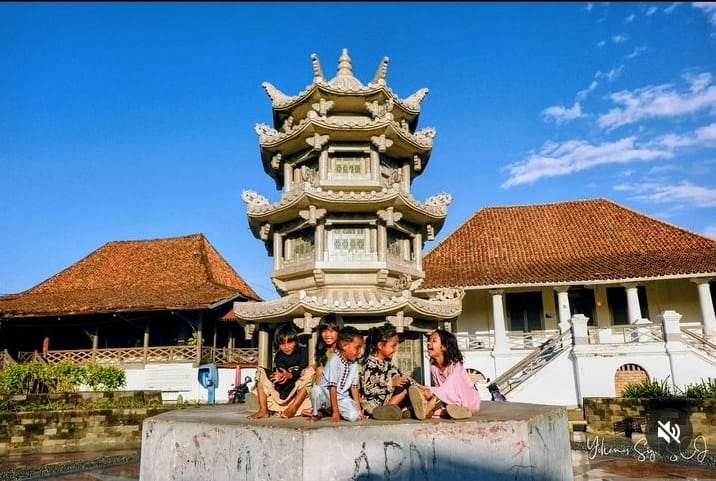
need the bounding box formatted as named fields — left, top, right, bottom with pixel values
left=587, top=325, right=664, bottom=344
left=455, top=330, right=561, bottom=352
left=16, top=346, right=259, bottom=366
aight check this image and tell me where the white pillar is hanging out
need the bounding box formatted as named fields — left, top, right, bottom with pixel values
left=555, top=287, right=572, bottom=333
left=692, top=278, right=716, bottom=340
left=570, top=314, right=590, bottom=345
left=258, top=326, right=270, bottom=369
left=489, top=290, right=509, bottom=352
left=659, top=310, right=690, bottom=391
left=623, top=283, right=642, bottom=323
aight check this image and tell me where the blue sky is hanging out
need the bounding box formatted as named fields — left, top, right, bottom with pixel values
left=2, top=2, right=715, bottom=300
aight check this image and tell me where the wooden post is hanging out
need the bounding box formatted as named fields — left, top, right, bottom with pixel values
left=143, top=325, right=150, bottom=364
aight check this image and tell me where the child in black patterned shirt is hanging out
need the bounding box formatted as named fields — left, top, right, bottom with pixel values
left=360, top=323, right=419, bottom=420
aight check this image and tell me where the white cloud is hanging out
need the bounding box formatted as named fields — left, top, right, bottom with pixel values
left=646, top=6, right=658, bottom=16
left=597, top=40, right=606, bottom=48
left=693, top=2, right=716, bottom=26
left=618, top=180, right=716, bottom=207
left=623, top=45, right=647, bottom=59
left=625, top=13, right=636, bottom=23
left=664, top=3, right=680, bottom=14
left=685, top=72, right=713, bottom=93
left=501, top=137, right=672, bottom=188
left=652, top=122, right=716, bottom=148
left=542, top=102, right=586, bottom=125
left=612, top=34, right=628, bottom=43
left=576, top=81, right=599, bottom=101
left=585, top=2, right=593, bottom=12
left=598, top=74, right=716, bottom=130
left=596, top=65, right=624, bottom=82
left=703, top=224, right=716, bottom=239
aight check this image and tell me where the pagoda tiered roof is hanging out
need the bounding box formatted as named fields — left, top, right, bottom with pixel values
left=242, top=185, right=451, bottom=239
left=262, top=49, right=428, bottom=125
left=233, top=287, right=463, bottom=324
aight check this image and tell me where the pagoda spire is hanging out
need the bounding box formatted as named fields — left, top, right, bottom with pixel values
left=328, top=48, right=363, bottom=89
left=336, top=48, right=353, bottom=77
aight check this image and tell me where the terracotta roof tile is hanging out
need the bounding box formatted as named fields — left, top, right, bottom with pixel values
left=422, top=198, right=716, bottom=288
left=0, top=233, right=261, bottom=317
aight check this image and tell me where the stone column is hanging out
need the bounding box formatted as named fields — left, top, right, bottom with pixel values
left=623, top=283, right=642, bottom=323
left=489, top=290, right=509, bottom=352
left=554, top=287, right=572, bottom=333
left=413, top=233, right=422, bottom=270
left=315, top=224, right=324, bottom=262
left=258, top=325, right=270, bottom=369
left=570, top=314, right=590, bottom=346
left=273, top=233, right=282, bottom=270
left=692, top=278, right=716, bottom=340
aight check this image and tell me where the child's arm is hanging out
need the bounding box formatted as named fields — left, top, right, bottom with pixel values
left=329, top=386, right=341, bottom=423
left=350, top=386, right=366, bottom=420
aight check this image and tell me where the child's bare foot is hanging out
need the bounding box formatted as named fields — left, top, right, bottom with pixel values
left=247, top=410, right=269, bottom=419
left=279, top=406, right=298, bottom=418
left=306, top=412, right=323, bottom=423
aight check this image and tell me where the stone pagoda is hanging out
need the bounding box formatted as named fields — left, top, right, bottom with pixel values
left=235, top=49, right=463, bottom=375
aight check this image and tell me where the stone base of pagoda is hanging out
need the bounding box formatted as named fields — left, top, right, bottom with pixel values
left=139, top=401, right=572, bottom=481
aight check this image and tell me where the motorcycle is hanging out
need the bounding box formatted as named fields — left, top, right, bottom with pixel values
left=228, top=376, right=253, bottom=403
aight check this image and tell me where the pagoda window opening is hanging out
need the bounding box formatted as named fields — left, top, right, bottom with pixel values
left=327, top=226, right=375, bottom=262
left=387, top=230, right=413, bottom=263
left=284, top=227, right=315, bottom=263
left=326, top=145, right=372, bottom=181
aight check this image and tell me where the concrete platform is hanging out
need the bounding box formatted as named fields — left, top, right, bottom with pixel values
left=139, top=401, right=573, bottom=481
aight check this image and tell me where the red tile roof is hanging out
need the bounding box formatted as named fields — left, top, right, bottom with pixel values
left=0, top=233, right=261, bottom=317
left=422, top=198, right=716, bottom=289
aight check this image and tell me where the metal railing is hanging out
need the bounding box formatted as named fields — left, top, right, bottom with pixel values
left=681, top=326, right=716, bottom=359
left=490, top=329, right=573, bottom=395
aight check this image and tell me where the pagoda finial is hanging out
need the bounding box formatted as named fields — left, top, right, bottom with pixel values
left=370, top=56, right=389, bottom=85
left=311, top=53, right=325, bottom=83
left=336, top=48, right=353, bottom=78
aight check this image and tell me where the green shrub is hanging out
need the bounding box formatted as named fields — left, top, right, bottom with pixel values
left=82, top=364, right=126, bottom=391
left=621, top=377, right=674, bottom=398
left=0, top=362, right=126, bottom=394
left=681, top=378, right=716, bottom=398
left=0, top=363, right=46, bottom=394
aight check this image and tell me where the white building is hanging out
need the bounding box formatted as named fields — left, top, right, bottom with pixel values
left=420, top=198, right=716, bottom=406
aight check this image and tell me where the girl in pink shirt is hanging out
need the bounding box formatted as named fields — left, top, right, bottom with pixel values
left=409, top=329, right=481, bottom=420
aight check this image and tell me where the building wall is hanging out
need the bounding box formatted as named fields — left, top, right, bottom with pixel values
left=124, top=363, right=257, bottom=403
left=456, top=278, right=706, bottom=334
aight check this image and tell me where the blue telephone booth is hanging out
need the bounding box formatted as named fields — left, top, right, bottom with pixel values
left=197, top=364, right=218, bottom=405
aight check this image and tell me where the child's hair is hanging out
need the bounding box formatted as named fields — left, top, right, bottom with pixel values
left=337, top=325, right=362, bottom=350
left=362, top=323, right=398, bottom=362
left=429, top=329, right=464, bottom=366
left=315, top=314, right=341, bottom=366
left=488, top=383, right=499, bottom=393
left=273, top=322, right=299, bottom=351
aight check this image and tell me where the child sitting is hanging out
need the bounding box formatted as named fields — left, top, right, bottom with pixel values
left=247, top=322, right=313, bottom=419
left=409, top=329, right=481, bottom=420
left=308, top=325, right=366, bottom=422
left=361, top=323, right=416, bottom=420
left=313, top=314, right=340, bottom=386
